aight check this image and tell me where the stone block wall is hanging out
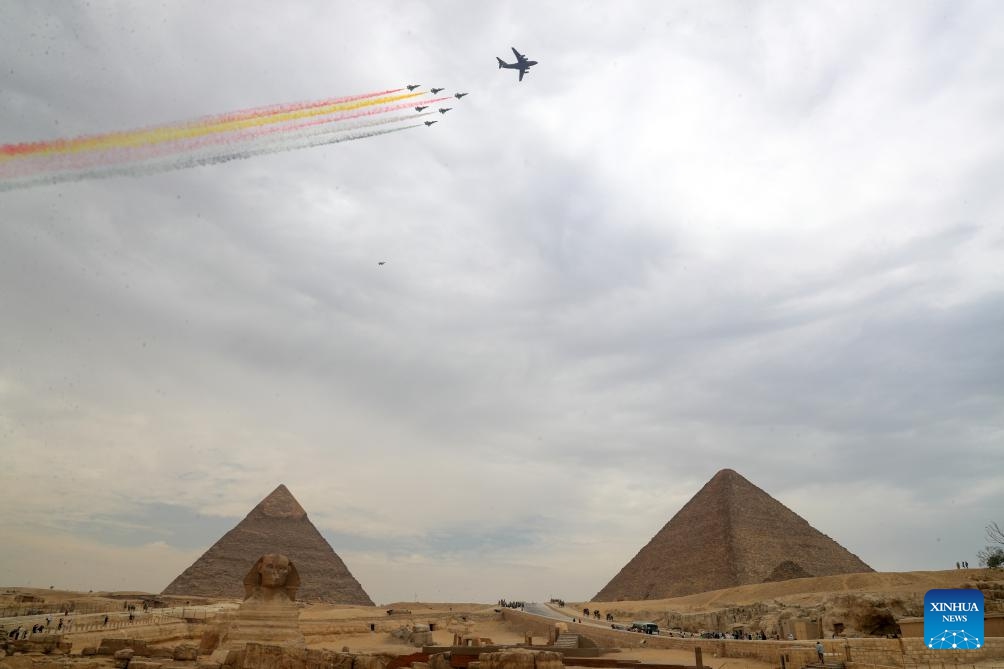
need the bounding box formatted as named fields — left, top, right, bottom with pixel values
left=300, top=611, right=480, bottom=640
left=478, top=651, right=562, bottom=669
left=65, top=620, right=197, bottom=653
left=224, top=643, right=385, bottom=669
left=499, top=609, right=1004, bottom=667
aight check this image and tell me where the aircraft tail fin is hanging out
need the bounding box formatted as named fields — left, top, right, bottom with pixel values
left=496, top=57, right=504, bottom=69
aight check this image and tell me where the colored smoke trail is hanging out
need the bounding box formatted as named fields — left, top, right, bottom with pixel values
left=1, top=91, right=423, bottom=159
left=3, top=96, right=453, bottom=180
left=0, top=88, right=453, bottom=191
left=0, top=88, right=406, bottom=159
left=0, top=113, right=427, bottom=192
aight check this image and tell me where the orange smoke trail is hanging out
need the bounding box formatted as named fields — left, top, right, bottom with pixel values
left=2, top=97, right=452, bottom=179
left=0, top=89, right=422, bottom=159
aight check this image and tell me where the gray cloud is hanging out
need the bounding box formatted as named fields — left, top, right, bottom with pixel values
left=2, top=1, right=1003, bottom=602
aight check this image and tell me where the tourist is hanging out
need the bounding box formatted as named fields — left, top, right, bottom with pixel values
left=816, top=641, right=824, bottom=664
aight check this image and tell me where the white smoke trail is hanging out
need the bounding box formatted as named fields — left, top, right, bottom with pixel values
left=0, top=112, right=432, bottom=192
left=1, top=102, right=435, bottom=179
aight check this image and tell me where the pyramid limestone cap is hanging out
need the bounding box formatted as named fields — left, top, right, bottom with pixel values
left=250, top=484, right=307, bottom=519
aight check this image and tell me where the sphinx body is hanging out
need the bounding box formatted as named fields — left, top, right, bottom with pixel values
left=226, top=554, right=304, bottom=648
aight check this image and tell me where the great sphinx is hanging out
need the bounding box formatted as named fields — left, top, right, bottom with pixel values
left=225, top=553, right=304, bottom=649
left=242, top=553, right=300, bottom=603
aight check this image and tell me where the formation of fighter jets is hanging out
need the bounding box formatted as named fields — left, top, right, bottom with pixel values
left=405, top=47, right=536, bottom=130
left=401, top=85, right=471, bottom=127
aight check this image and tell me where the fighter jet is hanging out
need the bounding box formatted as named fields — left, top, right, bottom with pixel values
left=415, top=106, right=428, bottom=111
left=430, top=87, right=445, bottom=94
left=424, top=120, right=438, bottom=126
left=406, top=84, right=421, bottom=91
left=438, top=107, right=452, bottom=114
left=378, top=261, right=387, bottom=266
left=496, top=47, right=537, bottom=81
left=454, top=92, right=468, bottom=99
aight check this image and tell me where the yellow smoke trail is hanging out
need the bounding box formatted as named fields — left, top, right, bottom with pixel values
left=0, top=91, right=424, bottom=161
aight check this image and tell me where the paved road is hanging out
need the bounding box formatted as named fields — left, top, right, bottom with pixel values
left=517, top=603, right=651, bottom=636
left=520, top=602, right=624, bottom=632
left=521, top=602, right=575, bottom=621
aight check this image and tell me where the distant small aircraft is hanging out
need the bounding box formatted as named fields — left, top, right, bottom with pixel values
left=424, top=120, right=438, bottom=126
left=415, top=106, right=428, bottom=111
left=406, top=84, right=421, bottom=91
left=430, top=87, right=445, bottom=94
left=378, top=261, right=387, bottom=266
left=454, top=92, right=468, bottom=99
left=438, top=107, right=452, bottom=114
left=496, top=47, right=537, bottom=81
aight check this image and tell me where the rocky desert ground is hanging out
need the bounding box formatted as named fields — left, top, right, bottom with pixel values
left=2, top=569, right=1003, bottom=669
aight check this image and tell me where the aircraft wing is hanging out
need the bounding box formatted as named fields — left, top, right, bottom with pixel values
left=518, top=67, right=526, bottom=82
left=512, top=47, right=527, bottom=63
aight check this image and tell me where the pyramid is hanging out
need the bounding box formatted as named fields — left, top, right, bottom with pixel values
left=593, top=469, right=872, bottom=601
left=162, top=484, right=374, bottom=605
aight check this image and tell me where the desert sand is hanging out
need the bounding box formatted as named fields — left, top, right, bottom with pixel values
left=3, top=569, right=1002, bottom=669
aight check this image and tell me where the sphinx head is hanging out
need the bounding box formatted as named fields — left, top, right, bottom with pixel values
left=259, top=554, right=290, bottom=587
left=243, top=553, right=300, bottom=601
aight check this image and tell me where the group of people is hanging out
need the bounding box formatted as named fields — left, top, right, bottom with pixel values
left=0, top=607, right=150, bottom=642
left=3, top=616, right=69, bottom=640
left=699, top=630, right=772, bottom=640
left=956, top=561, right=970, bottom=568
left=497, top=599, right=525, bottom=610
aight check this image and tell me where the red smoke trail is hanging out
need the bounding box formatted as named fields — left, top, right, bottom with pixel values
left=1, top=116, right=422, bottom=191
left=1, top=97, right=452, bottom=179
left=0, top=88, right=406, bottom=158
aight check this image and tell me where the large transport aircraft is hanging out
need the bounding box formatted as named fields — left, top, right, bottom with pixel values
left=496, top=47, right=538, bottom=81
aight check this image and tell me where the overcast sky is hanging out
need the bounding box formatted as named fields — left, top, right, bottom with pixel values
left=1, top=1, right=1002, bottom=606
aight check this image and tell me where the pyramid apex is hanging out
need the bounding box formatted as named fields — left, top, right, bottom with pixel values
left=253, top=483, right=307, bottom=519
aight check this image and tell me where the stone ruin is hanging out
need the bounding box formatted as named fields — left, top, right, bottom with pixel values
left=0, top=633, right=71, bottom=657
left=389, top=623, right=434, bottom=647
left=467, top=649, right=563, bottom=669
